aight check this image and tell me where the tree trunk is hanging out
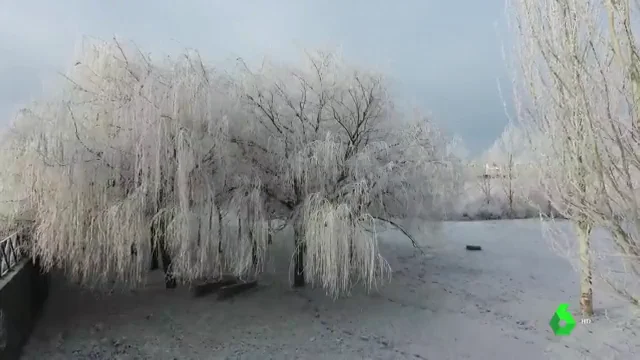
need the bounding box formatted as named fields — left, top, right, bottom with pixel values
left=293, top=221, right=305, bottom=287
left=349, top=238, right=354, bottom=265
left=576, top=220, right=594, bottom=317
left=248, top=210, right=258, bottom=268
left=218, top=207, right=223, bottom=254
left=150, top=224, right=159, bottom=270
left=251, top=231, right=258, bottom=268
left=153, top=212, right=175, bottom=289
left=159, top=234, right=176, bottom=289
left=507, top=154, right=514, bottom=216
left=156, top=218, right=176, bottom=289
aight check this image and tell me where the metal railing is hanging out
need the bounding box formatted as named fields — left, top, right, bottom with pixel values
left=0, top=232, right=24, bottom=278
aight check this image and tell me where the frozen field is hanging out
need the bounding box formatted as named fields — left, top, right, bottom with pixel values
left=21, top=219, right=640, bottom=359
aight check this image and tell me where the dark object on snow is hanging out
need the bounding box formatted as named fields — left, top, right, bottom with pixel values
left=191, top=277, right=258, bottom=300
left=191, top=278, right=238, bottom=297
left=293, top=225, right=306, bottom=287
left=466, top=245, right=482, bottom=251
left=217, top=280, right=258, bottom=301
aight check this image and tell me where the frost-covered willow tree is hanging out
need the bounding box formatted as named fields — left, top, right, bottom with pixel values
left=509, top=0, right=640, bottom=314
left=0, top=39, right=461, bottom=298
left=0, top=39, right=269, bottom=289
left=232, top=51, right=462, bottom=295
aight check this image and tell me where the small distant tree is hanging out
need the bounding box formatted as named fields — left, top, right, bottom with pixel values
left=503, top=154, right=515, bottom=216
left=478, top=168, right=493, bottom=205
left=485, top=123, right=527, bottom=217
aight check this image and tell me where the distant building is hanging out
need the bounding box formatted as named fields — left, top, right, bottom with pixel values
left=467, top=160, right=536, bottom=179
left=485, top=162, right=500, bottom=177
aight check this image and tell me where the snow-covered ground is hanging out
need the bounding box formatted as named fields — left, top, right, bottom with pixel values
left=21, top=220, right=640, bottom=359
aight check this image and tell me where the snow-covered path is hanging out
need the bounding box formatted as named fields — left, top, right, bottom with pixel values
left=21, top=220, right=640, bottom=359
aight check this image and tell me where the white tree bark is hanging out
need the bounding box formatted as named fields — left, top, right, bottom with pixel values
left=576, top=219, right=594, bottom=316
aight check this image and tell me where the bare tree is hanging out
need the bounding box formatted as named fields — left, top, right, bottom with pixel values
left=478, top=168, right=493, bottom=205
left=504, top=154, right=515, bottom=216
left=485, top=123, right=527, bottom=217
left=508, top=0, right=640, bottom=315
left=233, top=51, right=462, bottom=296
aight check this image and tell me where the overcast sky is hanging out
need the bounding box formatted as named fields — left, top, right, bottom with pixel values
left=0, top=0, right=511, bottom=152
